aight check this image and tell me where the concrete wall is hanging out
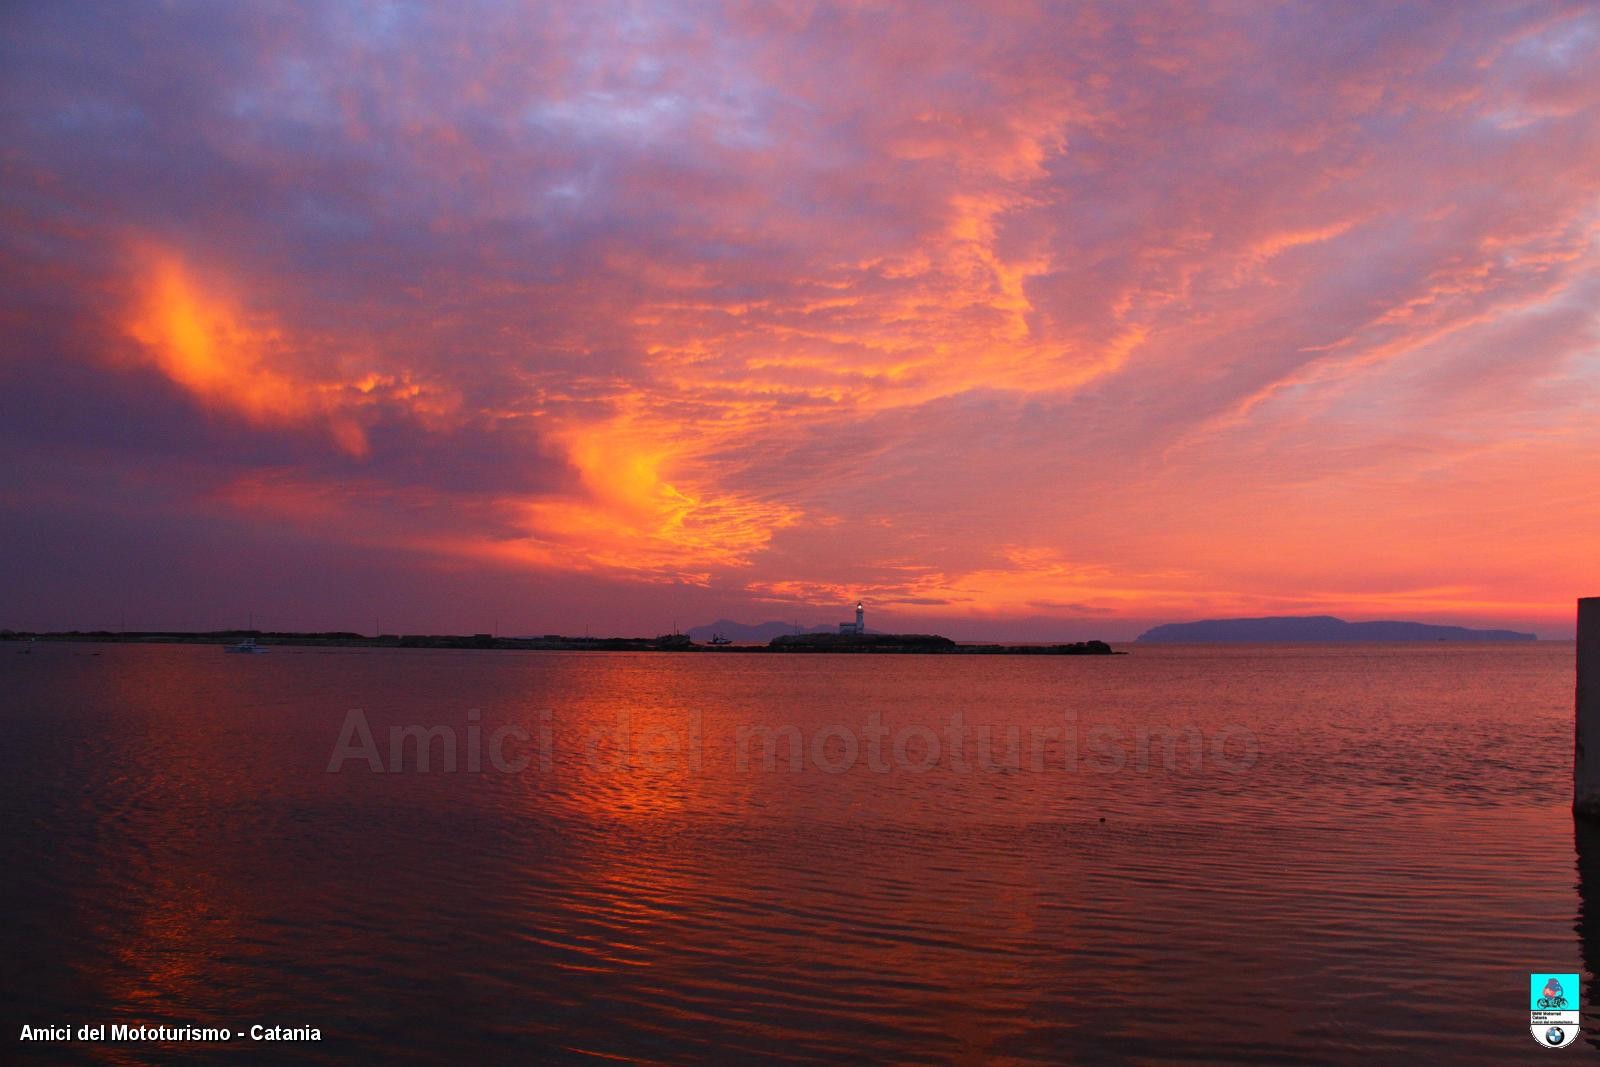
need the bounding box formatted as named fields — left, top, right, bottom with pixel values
left=1576, top=598, right=1600, bottom=818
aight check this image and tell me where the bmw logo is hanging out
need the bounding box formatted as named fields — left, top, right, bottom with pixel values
left=1546, top=1026, right=1565, bottom=1046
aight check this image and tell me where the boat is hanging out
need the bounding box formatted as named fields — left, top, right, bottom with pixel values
left=224, top=637, right=270, bottom=654
left=709, top=633, right=732, bottom=646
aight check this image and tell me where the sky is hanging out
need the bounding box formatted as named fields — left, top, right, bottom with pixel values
left=2, top=1, right=1598, bottom=641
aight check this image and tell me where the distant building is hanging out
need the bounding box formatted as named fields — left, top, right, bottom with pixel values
left=838, top=600, right=865, bottom=635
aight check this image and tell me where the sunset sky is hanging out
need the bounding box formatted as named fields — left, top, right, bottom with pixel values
left=2, top=2, right=1597, bottom=639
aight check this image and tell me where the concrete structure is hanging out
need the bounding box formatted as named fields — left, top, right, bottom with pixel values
left=1575, top=598, right=1600, bottom=818
left=838, top=600, right=865, bottom=635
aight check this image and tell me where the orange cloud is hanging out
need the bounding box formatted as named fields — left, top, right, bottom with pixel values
left=123, top=249, right=369, bottom=454
left=477, top=403, right=804, bottom=581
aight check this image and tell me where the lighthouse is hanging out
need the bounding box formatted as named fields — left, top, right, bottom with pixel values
left=839, top=600, right=865, bottom=635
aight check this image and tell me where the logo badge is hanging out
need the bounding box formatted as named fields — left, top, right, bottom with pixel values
left=1530, top=972, right=1580, bottom=1048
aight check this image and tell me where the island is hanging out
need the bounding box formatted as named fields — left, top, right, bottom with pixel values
left=1135, top=615, right=1537, bottom=643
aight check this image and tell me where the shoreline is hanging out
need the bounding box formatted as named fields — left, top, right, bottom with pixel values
left=3, top=631, right=1125, bottom=655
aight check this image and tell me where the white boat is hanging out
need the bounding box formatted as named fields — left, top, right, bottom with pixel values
left=224, top=638, right=270, bottom=654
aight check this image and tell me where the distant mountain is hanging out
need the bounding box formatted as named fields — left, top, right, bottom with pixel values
left=1136, top=615, right=1537, bottom=643
left=685, top=619, right=837, bottom=644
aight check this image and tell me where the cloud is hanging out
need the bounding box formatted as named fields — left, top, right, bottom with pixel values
left=2, top=0, right=1599, bottom=633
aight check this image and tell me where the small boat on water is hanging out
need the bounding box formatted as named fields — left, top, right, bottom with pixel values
left=709, top=633, right=732, bottom=646
left=224, top=638, right=270, bottom=654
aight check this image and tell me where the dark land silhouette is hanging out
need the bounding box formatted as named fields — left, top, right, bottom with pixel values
left=1137, top=615, right=1537, bottom=643
left=3, top=629, right=1117, bottom=655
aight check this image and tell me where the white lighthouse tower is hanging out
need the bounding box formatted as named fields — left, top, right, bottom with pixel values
left=840, top=600, right=865, bottom=635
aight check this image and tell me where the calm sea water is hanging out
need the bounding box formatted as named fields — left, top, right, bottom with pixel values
left=2, top=641, right=1590, bottom=1064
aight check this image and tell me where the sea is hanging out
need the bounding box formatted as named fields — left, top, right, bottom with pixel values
left=1, top=640, right=1590, bottom=1064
